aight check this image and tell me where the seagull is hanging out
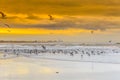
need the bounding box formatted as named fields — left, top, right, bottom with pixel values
left=41, top=45, right=46, bottom=50
left=56, top=72, right=59, bottom=74
left=4, top=24, right=11, bottom=32
left=3, top=54, right=6, bottom=58
left=109, top=40, right=112, bottom=43
left=48, top=14, right=54, bottom=20
left=0, top=12, right=6, bottom=19
left=7, top=30, right=11, bottom=32
left=91, top=31, right=94, bottom=34
left=4, top=24, right=11, bottom=28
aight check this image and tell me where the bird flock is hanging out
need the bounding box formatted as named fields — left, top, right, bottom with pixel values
left=0, top=44, right=120, bottom=61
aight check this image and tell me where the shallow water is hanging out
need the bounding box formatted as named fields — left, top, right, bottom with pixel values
left=1, top=57, right=120, bottom=80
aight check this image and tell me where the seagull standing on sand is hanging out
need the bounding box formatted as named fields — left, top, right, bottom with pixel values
left=41, top=45, right=46, bottom=50
left=109, top=40, right=112, bottom=44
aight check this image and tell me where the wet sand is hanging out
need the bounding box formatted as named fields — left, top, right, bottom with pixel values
left=1, top=57, right=120, bottom=80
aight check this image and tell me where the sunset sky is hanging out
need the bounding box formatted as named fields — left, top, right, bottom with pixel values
left=0, top=0, right=120, bottom=43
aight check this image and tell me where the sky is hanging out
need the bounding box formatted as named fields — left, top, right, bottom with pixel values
left=0, top=0, right=120, bottom=43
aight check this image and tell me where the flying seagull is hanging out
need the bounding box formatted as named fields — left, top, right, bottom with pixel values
left=7, top=30, right=11, bottom=32
left=4, top=24, right=11, bottom=32
left=0, top=12, right=6, bottom=19
left=91, top=31, right=94, bottom=34
left=48, top=14, right=54, bottom=20
left=4, top=24, right=11, bottom=28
